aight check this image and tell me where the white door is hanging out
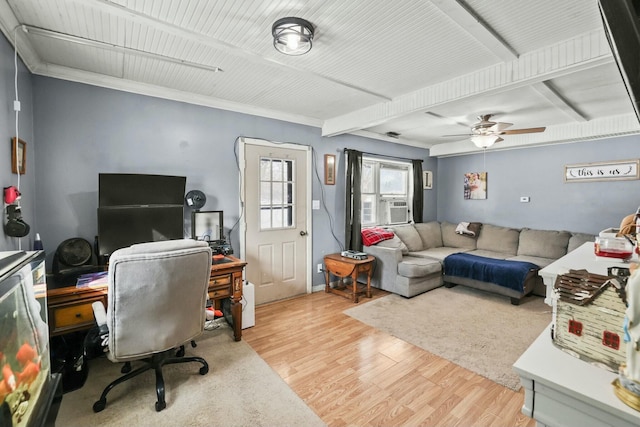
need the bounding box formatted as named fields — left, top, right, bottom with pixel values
left=240, top=138, right=311, bottom=305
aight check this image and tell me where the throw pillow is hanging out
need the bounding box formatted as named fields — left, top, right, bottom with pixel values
left=376, top=235, right=409, bottom=254
left=391, top=224, right=424, bottom=252
left=361, top=227, right=395, bottom=246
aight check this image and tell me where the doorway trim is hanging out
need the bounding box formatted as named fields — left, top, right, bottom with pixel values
left=238, top=136, right=313, bottom=295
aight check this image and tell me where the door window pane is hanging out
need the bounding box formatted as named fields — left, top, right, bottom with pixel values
left=260, top=157, right=295, bottom=230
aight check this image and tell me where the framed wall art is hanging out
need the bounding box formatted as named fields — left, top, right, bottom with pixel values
left=423, top=170, right=433, bottom=189
left=11, top=137, right=26, bottom=175
left=564, top=159, right=639, bottom=182
left=464, top=171, right=487, bottom=200
left=324, top=154, right=336, bottom=185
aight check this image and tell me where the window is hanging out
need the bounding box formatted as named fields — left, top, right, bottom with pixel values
left=260, top=157, right=295, bottom=230
left=361, top=157, right=412, bottom=226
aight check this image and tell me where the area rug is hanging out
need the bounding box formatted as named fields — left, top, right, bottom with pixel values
left=56, top=323, right=325, bottom=427
left=344, top=286, right=552, bottom=390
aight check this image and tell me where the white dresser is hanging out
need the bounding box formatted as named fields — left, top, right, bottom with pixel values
left=515, top=241, right=640, bottom=426
left=514, top=325, right=640, bottom=427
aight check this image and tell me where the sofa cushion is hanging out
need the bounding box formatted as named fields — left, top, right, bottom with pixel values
left=410, top=247, right=473, bottom=261
left=440, top=222, right=477, bottom=249
left=469, top=249, right=511, bottom=259
left=398, top=257, right=442, bottom=278
left=390, top=224, right=424, bottom=252
left=507, top=255, right=555, bottom=268
left=376, top=235, right=409, bottom=254
left=361, top=227, right=395, bottom=246
left=414, top=221, right=443, bottom=249
left=517, top=228, right=570, bottom=259
left=476, top=224, right=520, bottom=255
left=567, top=232, right=596, bottom=253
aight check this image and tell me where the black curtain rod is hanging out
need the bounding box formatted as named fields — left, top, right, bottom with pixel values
left=343, top=148, right=423, bottom=163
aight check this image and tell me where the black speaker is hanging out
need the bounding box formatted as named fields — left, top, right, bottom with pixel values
left=4, top=204, right=30, bottom=237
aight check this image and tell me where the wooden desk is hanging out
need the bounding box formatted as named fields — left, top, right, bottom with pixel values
left=46, top=255, right=247, bottom=341
left=208, top=255, right=247, bottom=341
left=324, top=253, right=375, bottom=303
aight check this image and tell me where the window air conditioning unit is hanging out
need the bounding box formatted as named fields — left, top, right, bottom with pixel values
left=387, top=200, right=409, bottom=224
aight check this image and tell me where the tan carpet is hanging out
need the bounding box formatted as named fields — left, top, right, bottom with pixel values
left=344, top=286, right=552, bottom=390
left=56, top=323, right=325, bottom=427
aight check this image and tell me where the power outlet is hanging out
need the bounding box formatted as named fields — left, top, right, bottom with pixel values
left=317, top=263, right=323, bottom=274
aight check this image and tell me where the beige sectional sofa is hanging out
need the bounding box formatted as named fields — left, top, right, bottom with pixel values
left=363, top=221, right=594, bottom=303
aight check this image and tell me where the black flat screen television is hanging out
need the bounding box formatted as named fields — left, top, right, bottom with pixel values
left=99, top=173, right=186, bottom=206
left=97, top=173, right=186, bottom=257
left=599, top=0, right=640, bottom=124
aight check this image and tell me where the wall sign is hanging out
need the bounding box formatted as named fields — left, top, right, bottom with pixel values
left=564, top=159, right=639, bottom=183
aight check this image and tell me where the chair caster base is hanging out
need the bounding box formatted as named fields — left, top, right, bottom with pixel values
left=155, top=400, right=166, bottom=412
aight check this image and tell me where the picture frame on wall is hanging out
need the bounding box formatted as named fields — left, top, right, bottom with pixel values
left=423, top=170, right=433, bottom=189
left=324, top=154, right=336, bottom=185
left=464, top=171, right=487, bottom=200
left=11, top=137, right=26, bottom=175
left=564, top=159, right=639, bottom=182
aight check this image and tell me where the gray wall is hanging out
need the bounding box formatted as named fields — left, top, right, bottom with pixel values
left=32, top=77, right=435, bottom=285
left=0, top=32, right=35, bottom=252
left=437, top=138, right=640, bottom=234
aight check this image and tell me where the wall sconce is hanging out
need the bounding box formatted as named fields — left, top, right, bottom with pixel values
left=272, top=17, right=315, bottom=55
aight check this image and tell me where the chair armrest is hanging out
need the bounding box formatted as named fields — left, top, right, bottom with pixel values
left=92, top=301, right=107, bottom=327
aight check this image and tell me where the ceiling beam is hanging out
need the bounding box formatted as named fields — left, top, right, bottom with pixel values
left=430, top=0, right=518, bottom=61
left=22, top=25, right=225, bottom=74
left=531, top=82, right=589, bottom=122
left=322, top=29, right=613, bottom=137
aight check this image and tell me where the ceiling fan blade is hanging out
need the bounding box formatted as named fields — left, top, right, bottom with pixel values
left=489, top=122, right=513, bottom=132
left=499, top=127, right=546, bottom=135
left=441, top=133, right=472, bottom=138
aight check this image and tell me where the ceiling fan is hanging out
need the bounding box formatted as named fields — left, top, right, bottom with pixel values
left=446, top=114, right=546, bottom=148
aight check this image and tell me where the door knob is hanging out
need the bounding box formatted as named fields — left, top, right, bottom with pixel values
left=300, top=230, right=308, bottom=236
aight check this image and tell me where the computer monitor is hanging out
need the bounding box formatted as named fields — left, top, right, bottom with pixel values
left=191, top=210, right=224, bottom=243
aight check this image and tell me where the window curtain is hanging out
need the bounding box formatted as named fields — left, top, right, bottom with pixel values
left=412, top=159, right=424, bottom=223
left=345, top=149, right=363, bottom=251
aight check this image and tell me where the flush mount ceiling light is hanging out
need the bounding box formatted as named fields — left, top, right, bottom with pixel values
left=272, top=17, right=314, bottom=55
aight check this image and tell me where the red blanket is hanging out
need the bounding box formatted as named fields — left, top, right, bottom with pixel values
left=361, top=227, right=395, bottom=246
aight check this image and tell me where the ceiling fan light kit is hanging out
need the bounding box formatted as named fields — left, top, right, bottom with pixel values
left=471, top=134, right=502, bottom=148
left=272, top=17, right=314, bottom=56
left=466, top=114, right=546, bottom=149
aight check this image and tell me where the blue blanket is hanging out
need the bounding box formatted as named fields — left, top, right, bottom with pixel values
left=443, top=253, right=539, bottom=293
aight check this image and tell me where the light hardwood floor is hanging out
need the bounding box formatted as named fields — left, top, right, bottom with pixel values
left=242, top=290, right=536, bottom=427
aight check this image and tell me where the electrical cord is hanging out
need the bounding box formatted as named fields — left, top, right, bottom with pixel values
left=12, top=26, right=22, bottom=250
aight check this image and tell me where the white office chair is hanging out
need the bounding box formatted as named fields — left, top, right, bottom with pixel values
left=91, top=239, right=212, bottom=412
